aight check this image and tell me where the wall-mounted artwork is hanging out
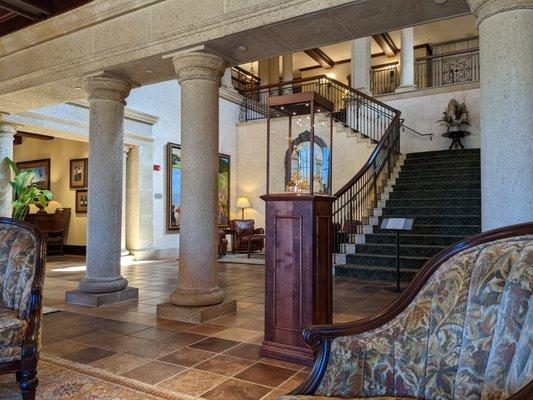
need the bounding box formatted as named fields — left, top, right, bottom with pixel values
left=17, top=159, right=51, bottom=190
left=70, top=158, right=88, bottom=189
left=167, top=143, right=231, bottom=231
left=75, top=189, right=88, bottom=213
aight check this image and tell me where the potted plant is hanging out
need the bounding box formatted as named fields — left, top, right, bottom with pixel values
left=4, top=157, right=53, bottom=221
left=437, top=98, right=469, bottom=132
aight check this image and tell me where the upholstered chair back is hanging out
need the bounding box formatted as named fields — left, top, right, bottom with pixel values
left=0, top=222, right=39, bottom=319
left=230, top=219, right=255, bottom=235
left=316, top=236, right=532, bottom=399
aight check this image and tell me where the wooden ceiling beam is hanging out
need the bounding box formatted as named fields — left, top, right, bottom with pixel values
left=17, top=131, right=55, bottom=140
left=304, top=48, right=335, bottom=69
left=372, top=33, right=398, bottom=58
left=0, top=0, right=47, bottom=20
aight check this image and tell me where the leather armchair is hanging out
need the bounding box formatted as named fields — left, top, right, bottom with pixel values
left=218, top=229, right=228, bottom=258
left=283, top=222, right=533, bottom=400
left=26, top=208, right=71, bottom=255
left=0, top=218, right=46, bottom=400
left=229, top=219, right=264, bottom=253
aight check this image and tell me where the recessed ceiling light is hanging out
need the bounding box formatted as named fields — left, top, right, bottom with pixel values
left=434, top=0, right=446, bottom=3
left=74, top=87, right=82, bottom=91
left=237, top=45, right=248, bottom=51
left=145, top=69, right=154, bottom=74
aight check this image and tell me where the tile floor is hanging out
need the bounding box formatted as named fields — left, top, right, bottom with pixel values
left=41, top=256, right=402, bottom=399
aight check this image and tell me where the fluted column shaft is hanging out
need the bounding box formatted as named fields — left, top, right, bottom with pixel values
left=468, top=0, right=533, bottom=230
left=350, top=37, right=371, bottom=95
left=396, top=27, right=417, bottom=92
left=170, top=51, right=227, bottom=307
left=0, top=123, right=16, bottom=218
left=79, top=75, right=132, bottom=293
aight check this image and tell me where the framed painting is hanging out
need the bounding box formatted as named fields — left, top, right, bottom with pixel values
left=17, top=159, right=51, bottom=190
left=75, top=189, right=88, bottom=213
left=70, top=158, right=88, bottom=189
left=167, top=143, right=231, bottom=231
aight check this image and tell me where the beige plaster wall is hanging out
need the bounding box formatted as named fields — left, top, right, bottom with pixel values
left=13, top=136, right=89, bottom=246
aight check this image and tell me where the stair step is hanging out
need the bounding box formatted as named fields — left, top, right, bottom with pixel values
left=403, top=155, right=480, bottom=165
left=402, top=161, right=480, bottom=170
left=354, top=243, right=446, bottom=257
left=346, top=253, right=429, bottom=268
left=335, top=264, right=418, bottom=282
left=406, top=149, right=480, bottom=158
left=393, top=182, right=480, bottom=191
left=383, top=215, right=481, bottom=226
left=389, top=189, right=480, bottom=199
left=373, top=224, right=481, bottom=236
left=365, top=233, right=465, bottom=246
left=399, top=168, right=480, bottom=178
left=395, top=175, right=480, bottom=184
left=382, top=206, right=481, bottom=216
left=386, top=198, right=480, bottom=207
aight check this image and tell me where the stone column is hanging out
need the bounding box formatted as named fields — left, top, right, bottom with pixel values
left=0, top=122, right=16, bottom=218
left=282, top=53, right=293, bottom=94
left=258, top=58, right=270, bottom=85
left=157, top=51, right=236, bottom=323
left=468, top=0, right=533, bottom=230
left=121, top=145, right=131, bottom=256
left=66, top=74, right=138, bottom=307
left=269, top=56, right=280, bottom=86
left=396, top=27, right=417, bottom=92
left=221, top=68, right=233, bottom=88
left=350, top=36, right=371, bottom=95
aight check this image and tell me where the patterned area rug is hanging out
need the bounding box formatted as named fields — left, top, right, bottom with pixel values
left=0, top=354, right=193, bottom=400
left=219, top=253, right=265, bottom=265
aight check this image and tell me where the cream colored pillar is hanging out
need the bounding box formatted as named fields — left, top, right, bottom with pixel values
left=258, top=58, right=270, bottom=85
left=121, top=145, right=131, bottom=256
left=157, top=51, right=236, bottom=323
left=66, top=74, right=138, bottom=307
left=396, top=27, right=417, bottom=92
left=468, top=0, right=533, bottom=231
left=0, top=122, right=16, bottom=218
left=350, top=37, right=371, bottom=95
left=282, top=53, right=293, bottom=94
left=269, top=56, right=280, bottom=85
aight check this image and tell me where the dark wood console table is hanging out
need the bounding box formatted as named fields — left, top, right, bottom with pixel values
left=441, top=130, right=471, bottom=150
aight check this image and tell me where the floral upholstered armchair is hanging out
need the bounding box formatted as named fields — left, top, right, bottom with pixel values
left=282, top=222, right=533, bottom=400
left=0, top=218, right=46, bottom=400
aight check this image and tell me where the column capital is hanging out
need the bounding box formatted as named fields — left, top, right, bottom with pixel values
left=172, top=51, right=227, bottom=85
left=83, top=74, right=133, bottom=105
left=468, top=0, right=533, bottom=24
left=123, top=144, right=133, bottom=156
left=0, top=122, right=17, bottom=139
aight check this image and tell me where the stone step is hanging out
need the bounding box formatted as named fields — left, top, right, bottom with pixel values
left=373, top=224, right=481, bottom=236
left=389, top=189, right=480, bottom=199
left=354, top=243, right=446, bottom=257
left=384, top=215, right=481, bottom=226
left=393, top=181, right=480, bottom=191
left=346, top=253, right=429, bottom=268
left=395, top=175, right=480, bottom=184
left=364, top=233, right=465, bottom=246
left=382, top=206, right=481, bottom=216
left=403, top=154, right=480, bottom=165
left=385, top=198, right=480, bottom=208
left=334, top=264, right=418, bottom=282
left=401, top=161, right=480, bottom=171
left=399, top=168, right=480, bottom=178
left=406, top=149, right=480, bottom=158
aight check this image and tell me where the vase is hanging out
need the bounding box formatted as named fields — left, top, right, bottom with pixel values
left=448, top=125, right=461, bottom=132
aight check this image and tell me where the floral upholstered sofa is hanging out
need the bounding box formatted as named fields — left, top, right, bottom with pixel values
left=281, top=222, right=533, bottom=400
left=0, top=218, right=46, bottom=400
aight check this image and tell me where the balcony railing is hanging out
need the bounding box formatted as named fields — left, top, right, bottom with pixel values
left=231, top=66, right=260, bottom=92
left=415, top=47, right=480, bottom=89
left=370, top=65, right=400, bottom=95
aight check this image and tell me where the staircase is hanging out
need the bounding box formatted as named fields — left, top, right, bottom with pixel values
left=335, top=148, right=481, bottom=281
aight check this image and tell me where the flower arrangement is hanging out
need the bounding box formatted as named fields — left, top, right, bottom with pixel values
left=437, top=98, right=469, bottom=131
left=286, top=170, right=309, bottom=192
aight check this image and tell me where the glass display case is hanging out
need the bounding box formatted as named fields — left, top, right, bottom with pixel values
left=266, top=92, right=334, bottom=195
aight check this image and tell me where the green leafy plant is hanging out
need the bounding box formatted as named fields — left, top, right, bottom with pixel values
left=4, top=157, right=52, bottom=221
left=437, top=98, right=470, bottom=129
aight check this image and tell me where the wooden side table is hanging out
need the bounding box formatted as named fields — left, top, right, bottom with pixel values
left=441, top=130, right=471, bottom=150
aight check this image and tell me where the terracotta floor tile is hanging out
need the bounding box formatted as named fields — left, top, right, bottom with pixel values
left=70, top=329, right=123, bottom=347
left=259, top=357, right=305, bottom=371
left=158, top=331, right=207, bottom=347
left=62, top=346, right=116, bottom=364
left=261, top=389, right=289, bottom=399
left=223, top=343, right=262, bottom=361
left=203, top=378, right=271, bottom=400
left=186, top=323, right=227, bottom=336
left=195, top=354, right=255, bottom=376
left=278, top=371, right=309, bottom=391
left=158, top=347, right=216, bottom=367
left=129, top=326, right=176, bottom=340
left=42, top=340, right=90, bottom=357
left=121, top=360, right=184, bottom=385
left=106, top=321, right=152, bottom=335
left=190, top=336, right=240, bottom=353
left=90, top=352, right=151, bottom=374
left=213, top=327, right=263, bottom=342
left=236, top=362, right=297, bottom=387
left=157, top=369, right=226, bottom=396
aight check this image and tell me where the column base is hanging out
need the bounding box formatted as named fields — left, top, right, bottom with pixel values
left=130, top=248, right=156, bottom=260
left=260, top=340, right=315, bottom=366
left=157, top=300, right=236, bottom=323
left=78, top=276, right=128, bottom=293
left=65, top=287, right=139, bottom=307
left=395, top=84, right=417, bottom=93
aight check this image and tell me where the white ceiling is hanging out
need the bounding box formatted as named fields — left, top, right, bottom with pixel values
left=241, top=14, right=478, bottom=73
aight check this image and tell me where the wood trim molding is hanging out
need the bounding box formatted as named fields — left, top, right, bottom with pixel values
left=304, top=48, right=334, bottom=69
left=372, top=33, right=398, bottom=57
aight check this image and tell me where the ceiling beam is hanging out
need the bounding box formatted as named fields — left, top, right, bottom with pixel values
left=304, top=48, right=334, bottom=69
left=372, top=33, right=398, bottom=58
left=0, top=0, right=47, bottom=21
left=17, top=131, right=55, bottom=140
left=16, top=0, right=52, bottom=15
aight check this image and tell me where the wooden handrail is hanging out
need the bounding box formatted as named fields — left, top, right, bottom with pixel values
left=415, top=47, right=479, bottom=62
left=232, top=65, right=260, bottom=82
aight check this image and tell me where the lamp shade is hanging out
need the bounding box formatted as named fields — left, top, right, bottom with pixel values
left=236, top=196, right=251, bottom=209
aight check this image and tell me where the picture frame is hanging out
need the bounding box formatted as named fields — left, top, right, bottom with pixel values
left=17, top=159, right=51, bottom=190
left=69, top=158, right=88, bottom=189
left=75, top=189, right=88, bottom=213
left=166, top=143, right=231, bottom=231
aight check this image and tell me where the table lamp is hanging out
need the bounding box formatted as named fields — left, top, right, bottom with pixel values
left=236, top=196, right=251, bottom=220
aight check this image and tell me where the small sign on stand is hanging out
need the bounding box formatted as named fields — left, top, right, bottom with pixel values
left=379, top=217, right=414, bottom=292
